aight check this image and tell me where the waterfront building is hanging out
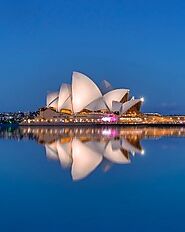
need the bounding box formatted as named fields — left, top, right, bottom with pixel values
left=45, top=71, right=143, bottom=116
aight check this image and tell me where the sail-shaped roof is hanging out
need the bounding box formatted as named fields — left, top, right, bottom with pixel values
left=121, top=99, right=142, bottom=114
left=60, top=96, right=72, bottom=111
left=58, top=84, right=72, bottom=111
left=85, top=97, right=108, bottom=112
left=46, top=92, right=59, bottom=109
left=72, top=72, right=102, bottom=113
left=112, top=101, right=122, bottom=113
left=101, top=80, right=113, bottom=94
left=45, top=71, right=143, bottom=115
left=103, top=89, right=129, bottom=111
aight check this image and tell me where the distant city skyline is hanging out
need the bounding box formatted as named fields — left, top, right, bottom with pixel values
left=1, top=0, right=185, bottom=114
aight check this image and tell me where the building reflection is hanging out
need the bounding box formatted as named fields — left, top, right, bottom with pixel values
left=1, top=126, right=185, bottom=181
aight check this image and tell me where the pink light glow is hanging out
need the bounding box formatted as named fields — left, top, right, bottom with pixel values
left=102, top=117, right=111, bottom=122
left=101, top=115, right=118, bottom=123
left=102, top=128, right=119, bottom=137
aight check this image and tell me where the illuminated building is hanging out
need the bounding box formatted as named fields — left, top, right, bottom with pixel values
left=20, top=71, right=185, bottom=125
left=45, top=71, right=143, bottom=116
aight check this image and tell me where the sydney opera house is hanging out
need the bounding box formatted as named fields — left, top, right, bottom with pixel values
left=46, top=71, right=143, bottom=115
left=27, top=71, right=144, bottom=124
left=18, top=71, right=185, bottom=125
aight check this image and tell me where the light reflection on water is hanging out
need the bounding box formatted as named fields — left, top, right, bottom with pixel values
left=1, top=126, right=185, bottom=231
left=1, top=126, right=185, bottom=181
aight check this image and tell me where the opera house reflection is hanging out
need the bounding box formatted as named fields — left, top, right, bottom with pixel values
left=1, top=126, right=185, bottom=181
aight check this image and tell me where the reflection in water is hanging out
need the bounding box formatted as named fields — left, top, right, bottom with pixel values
left=1, top=126, right=185, bottom=181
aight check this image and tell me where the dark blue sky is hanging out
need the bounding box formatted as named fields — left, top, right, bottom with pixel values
left=1, top=0, right=185, bottom=114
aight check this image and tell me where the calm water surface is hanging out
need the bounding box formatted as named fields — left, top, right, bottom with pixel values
left=0, top=126, right=185, bottom=231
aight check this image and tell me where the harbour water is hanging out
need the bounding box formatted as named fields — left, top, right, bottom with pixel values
left=0, top=126, right=185, bottom=231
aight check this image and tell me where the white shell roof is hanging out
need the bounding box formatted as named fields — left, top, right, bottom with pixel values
left=103, top=89, right=129, bottom=111
left=72, top=72, right=102, bottom=113
left=61, top=96, right=72, bottom=111
left=46, top=91, right=59, bottom=109
left=101, top=80, right=113, bottom=94
left=112, top=101, right=122, bottom=113
left=58, top=84, right=72, bottom=111
left=121, top=99, right=142, bottom=114
left=85, top=97, right=108, bottom=111
left=45, top=71, right=143, bottom=115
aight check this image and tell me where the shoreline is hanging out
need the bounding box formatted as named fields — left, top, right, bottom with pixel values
left=18, top=122, right=185, bottom=127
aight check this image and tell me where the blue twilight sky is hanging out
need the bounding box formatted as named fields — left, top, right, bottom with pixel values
left=0, top=0, right=185, bottom=114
